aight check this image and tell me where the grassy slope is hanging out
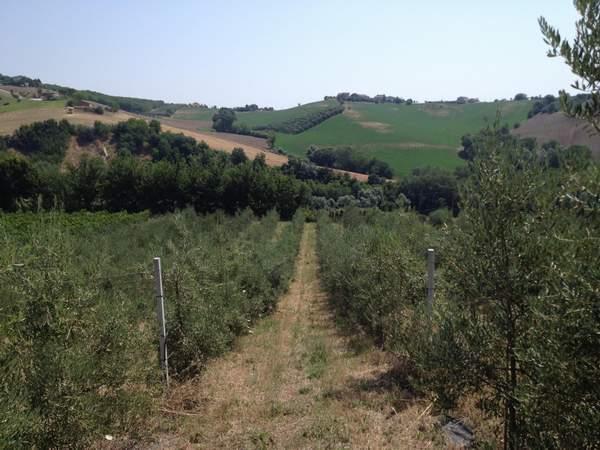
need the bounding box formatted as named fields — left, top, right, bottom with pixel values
left=276, top=100, right=532, bottom=176
left=0, top=98, right=66, bottom=114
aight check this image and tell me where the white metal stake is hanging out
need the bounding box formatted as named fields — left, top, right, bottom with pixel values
left=427, top=248, right=435, bottom=314
left=153, top=257, right=169, bottom=388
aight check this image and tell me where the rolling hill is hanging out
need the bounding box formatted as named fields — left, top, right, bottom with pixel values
left=172, top=99, right=534, bottom=177
left=274, top=101, right=533, bottom=176
left=514, top=112, right=600, bottom=157
left=0, top=99, right=368, bottom=181
left=3, top=73, right=597, bottom=179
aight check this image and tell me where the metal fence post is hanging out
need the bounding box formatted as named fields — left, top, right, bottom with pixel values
left=427, top=248, right=435, bottom=314
left=153, top=257, right=169, bottom=388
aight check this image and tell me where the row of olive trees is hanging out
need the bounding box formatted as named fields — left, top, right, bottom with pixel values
left=0, top=209, right=305, bottom=448
left=317, top=131, right=598, bottom=448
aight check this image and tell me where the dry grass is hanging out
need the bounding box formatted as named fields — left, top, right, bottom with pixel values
left=159, top=118, right=271, bottom=151
left=61, top=137, right=116, bottom=170
left=418, top=104, right=454, bottom=117
left=0, top=107, right=133, bottom=135
left=358, top=121, right=392, bottom=133
left=148, top=224, right=441, bottom=449
left=159, top=123, right=289, bottom=167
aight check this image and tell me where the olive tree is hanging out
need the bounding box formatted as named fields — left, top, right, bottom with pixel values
left=540, top=0, right=600, bottom=132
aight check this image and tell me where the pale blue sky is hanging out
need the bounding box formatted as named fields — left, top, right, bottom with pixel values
left=0, top=0, right=580, bottom=109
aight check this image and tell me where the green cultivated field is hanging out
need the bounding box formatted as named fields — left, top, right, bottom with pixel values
left=0, top=98, right=65, bottom=114
left=173, top=99, right=532, bottom=177
left=275, top=100, right=532, bottom=176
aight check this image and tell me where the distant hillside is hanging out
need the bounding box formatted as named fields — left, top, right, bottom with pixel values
left=514, top=112, right=600, bottom=158
left=172, top=99, right=341, bottom=132
left=275, top=100, right=533, bottom=176
left=170, top=99, right=535, bottom=177
left=0, top=73, right=182, bottom=116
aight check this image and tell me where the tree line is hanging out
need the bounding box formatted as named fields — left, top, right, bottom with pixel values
left=306, top=146, right=394, bottom=179
left=1, top=118, right=425, bottom=217
left=233, top=104, right=274, bottom=112
left=0, top=73, right=42, bottom=87
left=329, top=92, right=415, bottom=105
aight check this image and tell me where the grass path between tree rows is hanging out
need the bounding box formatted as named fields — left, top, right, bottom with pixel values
left=153, top=224, right=441, bottom=449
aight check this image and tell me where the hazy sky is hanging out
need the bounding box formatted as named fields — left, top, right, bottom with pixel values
left=1, top=0, right=581, bottom=109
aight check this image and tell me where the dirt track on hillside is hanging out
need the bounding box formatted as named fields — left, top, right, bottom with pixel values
left=151, top=224, right=439, bottom=449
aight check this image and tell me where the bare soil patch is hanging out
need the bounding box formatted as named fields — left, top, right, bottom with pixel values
left=359, top=121, right=392, bottom=133
left=149, top=224, right=440, bottom=449
left=343, top=105, right=362, bottom=120
left=62, top=137, right=116, bottom=170
left=514, top=112, right=600, bottom=158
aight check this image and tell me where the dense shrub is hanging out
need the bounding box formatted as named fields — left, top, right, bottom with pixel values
left=0, top=153, right=40, bottom=211
left=399, top=166, right=459, bottom=215
left=307, top=146, right=394, bottom=178
left=9, top=119, right=72, bottom=164
left=317, top=209, right=441, bottom=345
left=527, top=94, right=559, bottom=117
left=316, top=132, right=600, bottom=448
left=527, top=93, right=590, bottom=118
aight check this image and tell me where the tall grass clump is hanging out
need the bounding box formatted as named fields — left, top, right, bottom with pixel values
left=0, top=209, right=304, bottom=448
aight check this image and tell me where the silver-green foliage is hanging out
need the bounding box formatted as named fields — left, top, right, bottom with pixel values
left=433, top=137, right=599, bottom=449
left=316, top=142, right=599, bottom=448
left=317, top=208, right=440, bottom=348
left=540, top=0, right=600, bottom=132
left=0, top=209, right=304, bottom=448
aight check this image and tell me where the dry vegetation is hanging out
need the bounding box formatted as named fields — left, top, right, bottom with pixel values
left=154, top=224, right=441, bottom=449
left=0, top=107, right=133, bottom=135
